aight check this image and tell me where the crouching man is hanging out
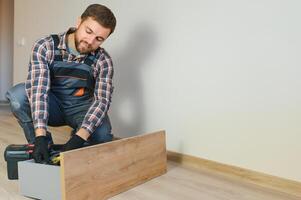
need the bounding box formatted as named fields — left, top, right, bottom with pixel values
left=6, top=4, right=116, bottom=163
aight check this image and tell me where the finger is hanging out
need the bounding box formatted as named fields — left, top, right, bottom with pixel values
left=34, top=154, right=42, bottom=163
left=43, top=152, right=50, bottom=162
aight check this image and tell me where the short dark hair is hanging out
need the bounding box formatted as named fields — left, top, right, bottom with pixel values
left=81, top=4, right=116, bottom=35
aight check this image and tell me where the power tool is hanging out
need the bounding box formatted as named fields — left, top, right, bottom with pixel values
left=4, top=144, right=63, bottom=180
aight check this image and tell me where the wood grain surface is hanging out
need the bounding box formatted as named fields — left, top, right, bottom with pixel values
left=60, top=131, right=167, bottom=200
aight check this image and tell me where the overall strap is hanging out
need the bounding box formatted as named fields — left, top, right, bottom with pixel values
left=84, top=54, right=97, bottom=67
left=51, top=34, right=63, bottom=61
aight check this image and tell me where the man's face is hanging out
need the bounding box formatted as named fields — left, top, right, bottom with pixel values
left=74, top=17, right=111, bottom=54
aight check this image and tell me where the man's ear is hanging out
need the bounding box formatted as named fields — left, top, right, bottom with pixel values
left=76, top=17, right=82, bottom=28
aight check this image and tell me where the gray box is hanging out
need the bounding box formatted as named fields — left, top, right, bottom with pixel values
left=18, top=159, right=61, bottom=200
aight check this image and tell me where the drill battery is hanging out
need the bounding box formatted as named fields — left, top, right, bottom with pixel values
left=4, top=144, right=34, bottom=180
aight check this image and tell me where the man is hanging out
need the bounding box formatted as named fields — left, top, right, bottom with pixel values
left=6, top=4, right=116, bottom=163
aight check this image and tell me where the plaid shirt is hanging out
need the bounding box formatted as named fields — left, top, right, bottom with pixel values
left=25, top=28, right=114, bottom=134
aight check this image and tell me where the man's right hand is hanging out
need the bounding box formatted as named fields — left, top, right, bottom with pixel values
left=33, top=136, right=49, bottom=163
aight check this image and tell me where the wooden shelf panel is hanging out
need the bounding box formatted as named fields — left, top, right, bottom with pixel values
left=61, top=130, right=167, bottom=200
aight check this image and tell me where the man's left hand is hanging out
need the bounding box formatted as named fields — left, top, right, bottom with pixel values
left=63, top=134, right=86, bottom=151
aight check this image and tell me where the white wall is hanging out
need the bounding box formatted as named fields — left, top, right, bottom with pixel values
left=14, top=0, right=301, bottom=182
left=0, top=0, right=13, bottom=100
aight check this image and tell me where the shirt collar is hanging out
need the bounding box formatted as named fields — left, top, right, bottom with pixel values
left=57, top=28, right=76, bottom=51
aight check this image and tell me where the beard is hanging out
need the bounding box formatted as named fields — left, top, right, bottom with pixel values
left=74, top=32, right=94, bottom=54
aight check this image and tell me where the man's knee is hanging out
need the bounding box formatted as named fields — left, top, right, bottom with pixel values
left=6, top=83, right=30, bottom=118
left=90, top=117, right=113, bottom=143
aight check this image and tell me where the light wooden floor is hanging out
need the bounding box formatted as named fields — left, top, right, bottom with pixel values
left=0, top=105, right=299, bottom=200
